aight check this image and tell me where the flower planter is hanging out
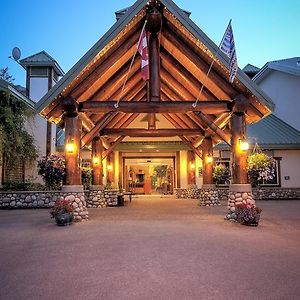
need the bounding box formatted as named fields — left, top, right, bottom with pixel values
left=240, top=213, right=261, bottom=226
left=55, top=213, right=74, bottom=226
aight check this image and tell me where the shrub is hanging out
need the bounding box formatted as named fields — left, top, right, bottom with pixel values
left=1, top=181, right=45, bottom=191
left=81, top=166, right=92, bottom=189
left=38, top=155, right=65, bottom=190
left=213, top=164, right=230, bottom=185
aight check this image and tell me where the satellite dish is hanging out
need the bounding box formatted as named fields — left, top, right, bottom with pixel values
left=12, top=47, right=21, bottom=61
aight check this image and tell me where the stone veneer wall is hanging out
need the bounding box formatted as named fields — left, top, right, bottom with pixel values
left=175, top=187, right=300, bottom=201
left=0, top=189, right=119, bottom=215
left=86, top=189, right=118, bottom=208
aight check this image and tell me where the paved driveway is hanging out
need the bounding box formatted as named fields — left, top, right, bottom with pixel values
left=0, top=197, right=300, bottom=300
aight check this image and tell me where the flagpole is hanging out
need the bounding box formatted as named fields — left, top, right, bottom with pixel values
left=114, top=20, right=148, bottom=109
left=192, top=19, right=232, bottom=108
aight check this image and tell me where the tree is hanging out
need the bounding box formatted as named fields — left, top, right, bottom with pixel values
left=0, top=67, right=15, bottom=84
left=0, top=73, right=38, bottom=176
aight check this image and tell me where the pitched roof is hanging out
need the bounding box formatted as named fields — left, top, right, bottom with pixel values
left=243, top=64, right=260, bottom=74
left=253, top=57, right=300, bottom=83
left=247, top=114, right=300, bottom=148
left=217, top=114, right=300, bottom=150
left=0, top=79, right=35, bottom=109
left=20, top=50, right=64, bottom=76
left=34, top=0, right=276, bottom=148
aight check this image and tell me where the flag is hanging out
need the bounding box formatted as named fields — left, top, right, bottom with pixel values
left=219, top=21, right=238, bottom=83
left=137, top=27, right=150, bottom=81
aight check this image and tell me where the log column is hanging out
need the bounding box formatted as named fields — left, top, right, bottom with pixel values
left=106, top=152, right=114, bottom=184
left=147, top=6, right=162, bottom=129
left=199, top=137, right=220, bottom=207
left=187, top=151, right=196, bottom=186
left=202, top=137, right=214, bottom=187
left=226, top=95, right=255, bottom=220
left=91, top=136, right=103, bottom=187
left=63, top=98, right=82, bottom=188
left=62, top=97, right=88, bottom=222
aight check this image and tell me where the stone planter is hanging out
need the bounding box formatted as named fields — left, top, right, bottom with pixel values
left=55, top=213, right=74, bottom=226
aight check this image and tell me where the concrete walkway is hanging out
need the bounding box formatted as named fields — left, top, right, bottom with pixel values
left=0, top=196, right=300, bottom=300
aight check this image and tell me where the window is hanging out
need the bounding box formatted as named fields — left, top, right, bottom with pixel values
left=259, top=157, right=281, bottom=187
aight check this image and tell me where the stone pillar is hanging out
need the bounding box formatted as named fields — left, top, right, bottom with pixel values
left=226, top=95, right=255, bottom=220
left=62, top=97, right=88, bottom=222
left=91, top=136, right=103, bottom=188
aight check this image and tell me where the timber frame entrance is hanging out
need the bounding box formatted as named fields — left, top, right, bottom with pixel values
left=35, top=0, right=274, bottom=190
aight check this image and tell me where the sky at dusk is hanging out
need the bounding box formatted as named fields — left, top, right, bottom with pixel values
left=1, top=0, right=299, bottom=87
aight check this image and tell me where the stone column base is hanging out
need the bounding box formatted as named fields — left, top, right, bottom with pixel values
left=225, top=184, right=255, bottom=221
left=61, top=186, right=88, bottom=222
left=199, top=184, right=220, bottom=207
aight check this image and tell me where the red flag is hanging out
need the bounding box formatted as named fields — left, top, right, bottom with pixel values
left=137, top=27, right=149, bottom=81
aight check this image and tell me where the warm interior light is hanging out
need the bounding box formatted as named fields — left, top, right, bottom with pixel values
left=66, top=140, right=75, bottom=153
left=206, top=155, right=213, bottom=164
left=239, top=139, right=249, bottom=151
left=190, top=162, right=195, bottom=170
left=107, top=164, right=113, bottom=171
left=93, top=156, right=100, bottom=165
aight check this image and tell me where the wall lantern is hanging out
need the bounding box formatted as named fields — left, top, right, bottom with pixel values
left=107, top=164, right=113, bottom=171
left=190, top=162, right=195, bottom=170
left=206, top=155, right=213, bottom=164
left=239, top=139, right=249, bottom=151
left=93, top=156, right=100, bottom=165
left=66, top=140, right=75, bottom=153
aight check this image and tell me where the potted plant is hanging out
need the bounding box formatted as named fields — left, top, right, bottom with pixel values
left=247, top=152, right=275, bottom=187
left=213, top=164, right=230, bottom=185
left=50, top=199, right=74, bottom=226
left=236, top=203, right=262, bottom=226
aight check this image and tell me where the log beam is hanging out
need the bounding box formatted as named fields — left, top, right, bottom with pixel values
left=79, top=100, right=232, bottom=114
left=101, top=128, right=200, bottom=137
left=179, top=136, right=202, bottom=159
left=103, top=136, right=125, bottom=160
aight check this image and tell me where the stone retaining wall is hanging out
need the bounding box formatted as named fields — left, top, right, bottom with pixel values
left=175, top=187, right=300, bottom=200
left=0, top=189, right=119, bottom=211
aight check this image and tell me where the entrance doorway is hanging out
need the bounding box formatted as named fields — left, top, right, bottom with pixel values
left=124, top=157, right=175, bottom=195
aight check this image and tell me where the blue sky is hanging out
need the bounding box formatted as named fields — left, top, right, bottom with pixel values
left=1, top=0, right=299, bottom=86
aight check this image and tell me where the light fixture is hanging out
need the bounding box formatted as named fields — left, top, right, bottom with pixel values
left=190, top=162, right=195, bottom=170
left=239, top=139, right=249, bottom=151
left=107, top=164, right=113, bottom=171
left=93, top=156, right=100, bottom=165
left=66, top=140, right=75, bottom=153
left=206, top=155, right=213, bottom=164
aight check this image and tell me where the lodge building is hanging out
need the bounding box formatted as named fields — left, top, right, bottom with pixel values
left=1, top=0, right=300, bottom=221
